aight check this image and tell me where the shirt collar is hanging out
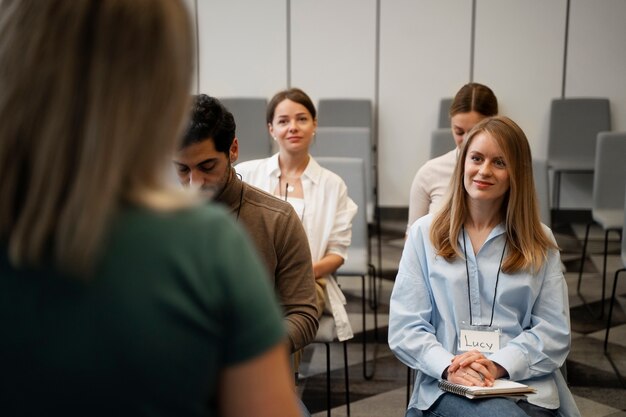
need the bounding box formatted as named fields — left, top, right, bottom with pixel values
left=268, top=152, right=321, bottom=185
left=459, top=222, right=507, bottom=243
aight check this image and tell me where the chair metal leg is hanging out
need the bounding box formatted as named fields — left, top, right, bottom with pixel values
left=375, top=204, right=383, bottom=306
left=406, top=367, right=411, bottom=407
left=369, top=264, right=379, bottom=336
left=343, top=342, right=350, bottom=416
left=601, top=229, right=623, bottom=318
left=600, top=229, right=610, bottom=317
left=604, top=268, right=626, bottom=388
left=321, top=341, right=350, bottom=416
left=361, top=273, right=376, bottom=380
left=325, top=342, right=331, bottom=417
left=576, top=222, right=591, bottom=295
left=578, top=225, right=621, bottom=319
left=553, top=171, right=561, bottom=209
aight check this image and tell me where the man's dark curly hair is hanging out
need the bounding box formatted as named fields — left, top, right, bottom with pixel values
left=181, top=94, right=236, bottom=154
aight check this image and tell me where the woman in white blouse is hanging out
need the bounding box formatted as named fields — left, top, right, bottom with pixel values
left=237, top=88, right=357, bottom=341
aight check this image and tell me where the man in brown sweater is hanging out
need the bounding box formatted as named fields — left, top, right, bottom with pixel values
left=173, top=94, right=319, bottom=359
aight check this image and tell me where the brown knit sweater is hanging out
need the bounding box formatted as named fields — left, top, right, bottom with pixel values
left=215, top=170, right=319, bottom=352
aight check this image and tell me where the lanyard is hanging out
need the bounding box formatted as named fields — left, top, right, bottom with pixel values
left=462, top=226, right=507, bottom=327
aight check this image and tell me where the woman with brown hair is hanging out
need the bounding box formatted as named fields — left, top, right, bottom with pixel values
left=237, top=88, right=357, bottom=341
left=0, top=1, right=300, bottom=416
left=390, top=116, right=579, bottom=417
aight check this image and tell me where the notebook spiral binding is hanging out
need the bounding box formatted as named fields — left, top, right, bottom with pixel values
left=438, top=380, right=468, bottom=396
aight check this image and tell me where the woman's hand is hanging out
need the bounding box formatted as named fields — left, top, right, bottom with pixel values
left=446, top=350, right=502, bottom=386
left=312, top=254, right=344, bottom=278
left=446, top=365, right=491, bottom=387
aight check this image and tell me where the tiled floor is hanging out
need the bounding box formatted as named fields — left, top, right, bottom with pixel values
left=297, top=220, right=626, bottom=417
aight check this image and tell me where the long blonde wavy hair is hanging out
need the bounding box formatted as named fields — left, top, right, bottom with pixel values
left=429, top=116, right=558, bottom=273
left=0, top=0, right=195, bottom=276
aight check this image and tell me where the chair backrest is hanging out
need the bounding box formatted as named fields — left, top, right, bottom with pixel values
left=547, top=98, right=611, bottom=169
left=430, top=128, right=455, bottom=159
left=317, top=98, right=372, bottom=129
left=219, top=97, right=271, bottom=162
left=315, top=157, right=367, bottom=253
left=532, top=159, right=551, bottom=225
left=310, top=127, right=374, bottom=223
left=438, top=97, right=453, bottom=128
left=593, top=131, right=626, bottom=211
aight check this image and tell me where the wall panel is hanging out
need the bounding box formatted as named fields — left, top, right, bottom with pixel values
left=181, top=0, right=198, bottom=93
left=567, top=0, right=626, bottom=131
left=290, top=0, right=377, bottom=105
left=197, top=0, right=287, bottom=97
left=378, top=0, right=472, bottom=207
left=474, top=0, right=566, bottom=160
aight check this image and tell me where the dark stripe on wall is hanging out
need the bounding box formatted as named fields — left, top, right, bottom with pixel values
left=374, top=0, right=381, bottom=152
left=469, top=0, right=477, bottom=82
left=286, top=0, right=292, bottom=88
left=374, top=0, right=382, bottom=275
left=561, top=0, right=570, bottom=98
left=194, top=0, right=200, bottom=93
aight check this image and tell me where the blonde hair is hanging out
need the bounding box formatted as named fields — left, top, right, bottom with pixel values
left=429, top=116, right=558, bottom=273
left=0, top=0, right=194, bottom=276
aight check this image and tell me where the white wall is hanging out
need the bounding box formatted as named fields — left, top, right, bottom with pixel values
left=181, top=0, right=199, bottom=93
left=291, top=0, right=377, bottom=105
left=567, top=0, right=626, bottom=130
left=378, top=0, right=472, bottom=205
left=474, top=0, right=566, bottom=160
left=195, top=0, right=626, bottom=208
left=196, top=0, right=287, bottom=97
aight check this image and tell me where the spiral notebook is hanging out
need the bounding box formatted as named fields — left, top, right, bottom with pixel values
left=438, top=379, right=536, bottom=399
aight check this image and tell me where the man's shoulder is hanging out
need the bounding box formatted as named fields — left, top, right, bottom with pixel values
left=241, top=183, right=295, bottom=218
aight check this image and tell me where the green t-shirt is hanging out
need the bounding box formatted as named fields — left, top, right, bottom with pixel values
left=0, top=204, right=285, bottom=416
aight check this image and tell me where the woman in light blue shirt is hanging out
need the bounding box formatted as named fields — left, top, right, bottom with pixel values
left=389, top=116, right=579, bottom=417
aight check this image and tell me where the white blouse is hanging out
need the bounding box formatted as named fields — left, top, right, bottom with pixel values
left=237, top=153, right=357, bottom=265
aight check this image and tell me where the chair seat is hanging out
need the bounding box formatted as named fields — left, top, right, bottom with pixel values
left=338, top=248, right=368, bottom=276
left=593, top=209, right=625, bottom=230
left=314, top=315, right=337, bottom=343
left=548, top=160, right=595, bottom=171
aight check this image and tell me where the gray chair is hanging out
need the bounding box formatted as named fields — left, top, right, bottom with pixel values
left=317, top=99, right=372, bottom=129
left=313, top=315, right=350, bottom=417
left=547, top=98, right=611, bottom=208
left=316, top=157, right=378, bottom=380
left=438, top=97, right=453, bottom=128
left=577, top=132, right=626, bottom=318
left=604, top=183, right=626, bottom=385
left=311, top=127, right=374, bottom=224
left=316, top=99, right=381, bottom=299
left=219, top=97, right=272, bottom=162
left=430, top=128, right=455, bottom=159
left=315, top=101, right=375, bottom=222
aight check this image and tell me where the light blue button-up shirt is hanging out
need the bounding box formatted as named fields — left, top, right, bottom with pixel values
left=389, top=214, right=571, bottom=411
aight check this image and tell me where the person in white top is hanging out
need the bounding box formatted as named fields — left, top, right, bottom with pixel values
left=237, top=88, right=357, bottom=341
left=408, top=83, right=498, bottom=230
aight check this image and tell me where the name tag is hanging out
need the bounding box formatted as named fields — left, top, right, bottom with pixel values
left=459, top=328, right=500, bottom=353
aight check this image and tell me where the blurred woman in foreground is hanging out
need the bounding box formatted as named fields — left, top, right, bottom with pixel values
left=0, top=1, right=300, bottom=416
